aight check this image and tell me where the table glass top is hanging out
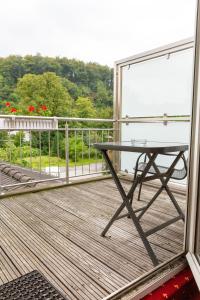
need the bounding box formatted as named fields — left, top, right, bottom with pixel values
left=94, top=140, right=188, bottom=153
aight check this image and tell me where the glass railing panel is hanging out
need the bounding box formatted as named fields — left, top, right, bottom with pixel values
left=121, top=122, right=190, bottom=184
left=121, top=48, right=193, bottom=117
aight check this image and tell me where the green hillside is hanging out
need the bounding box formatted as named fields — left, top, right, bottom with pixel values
left=0, top=55, right=113, bottom=119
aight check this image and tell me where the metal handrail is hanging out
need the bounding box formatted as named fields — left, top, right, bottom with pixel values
left=119, top=115, right=190, bottom=123
left=0, top=114, right=115, bottom=123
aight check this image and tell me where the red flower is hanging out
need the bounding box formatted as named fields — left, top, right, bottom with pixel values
left=10, top=108, right=17, bottom=113
left=5, top=102, right=11, bottom=107
left=41, top=105, right=47, bottom=111
left=28, top=105, right=35, bottom=112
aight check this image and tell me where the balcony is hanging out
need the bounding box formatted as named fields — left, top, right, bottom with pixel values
left=0, top=38, right=194, bottom=299
left=0, top=177, right=185, bottom=299
left=0, top=113, right=188, bottom=299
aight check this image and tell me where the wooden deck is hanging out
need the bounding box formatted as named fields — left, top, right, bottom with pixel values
left=0, top=179, right=186, bottom=299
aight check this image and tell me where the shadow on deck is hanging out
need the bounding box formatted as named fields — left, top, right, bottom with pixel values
left=0, top=178, right=186, bottom=300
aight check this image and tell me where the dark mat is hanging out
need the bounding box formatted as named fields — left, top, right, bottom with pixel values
left=0, top=270, right=67, bottom=300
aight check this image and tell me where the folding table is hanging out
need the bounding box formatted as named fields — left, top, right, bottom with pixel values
left=94, top=141, right=188, bottom=266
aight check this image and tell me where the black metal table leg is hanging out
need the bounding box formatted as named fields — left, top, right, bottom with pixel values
left=101, top=201, right=126, bottom=236
left=101, top=150, right=157, bottom=235
left=101, top=149, right=159, bottom=266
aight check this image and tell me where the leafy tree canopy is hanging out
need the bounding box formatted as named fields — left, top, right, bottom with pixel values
left=0, top=55, right=113, bottom=118
left=74, top=97, right=97, bottom=119
left=15, top=72, right=73, bottom=116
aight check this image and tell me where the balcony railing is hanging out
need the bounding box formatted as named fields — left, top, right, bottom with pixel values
left=0, top=115, right=115, bottom=194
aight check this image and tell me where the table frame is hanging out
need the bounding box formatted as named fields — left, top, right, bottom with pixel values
left=99, top=148, right=185, bottom=266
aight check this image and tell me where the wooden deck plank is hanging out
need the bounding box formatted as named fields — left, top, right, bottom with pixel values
left=75, top=181, right=185, bottom=234
left=21, top=183, right=184, bottom=261
left=40, top=184, right=184, bottom=258
left=23, top=190, right=171, bottom=265
left=0, top=220, right=77, bottom=300
left=0, top=246, right=21, bottom=283
left=0, top=179, right=186, bottom=300
left=0, top=206, right=107, bottom=300
left=75, top=181, right=185, bottom=226
left=13, top=193, right=153, bottom=273
left=2, top=199, right=128, bottom=292
left=45, top=190, right=181, bottom=259
left=46, top=182, right=184, bottom=233
left=80, top=179, right=186, bottom=216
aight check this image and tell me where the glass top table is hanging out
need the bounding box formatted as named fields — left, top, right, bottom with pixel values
left=94, top=140, right=188, bottom=266
left=94, top=140, right=188, bottom=153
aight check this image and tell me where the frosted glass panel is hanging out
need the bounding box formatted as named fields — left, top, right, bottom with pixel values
left=121, top=122, right=190, bottom=177
left=121, top=48, right=193, bottom=117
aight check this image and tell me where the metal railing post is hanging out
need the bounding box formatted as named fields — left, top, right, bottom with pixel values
left=65, top=123, right=69, bottom=184
left=113, top=119, right=120, bottom=173
left=57, top=130, right=60, bottom=178
left=0, top=168, right=3, bottom=194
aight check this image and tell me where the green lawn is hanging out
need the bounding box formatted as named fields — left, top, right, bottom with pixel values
left=16, top=155, right=102, bottom=170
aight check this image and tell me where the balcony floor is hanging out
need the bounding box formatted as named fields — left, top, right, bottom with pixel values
left=0, top=179, right=186, bottom=300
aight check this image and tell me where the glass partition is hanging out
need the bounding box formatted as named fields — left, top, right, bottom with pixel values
left=121, top=122, right=190, bottom=177
left=119, top=44, right=193, bottom=186
left=121, top=48, right=193, bottom=117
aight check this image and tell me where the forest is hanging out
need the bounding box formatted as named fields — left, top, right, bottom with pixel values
left=0, top=55, right=113, bottom=119
left=0, top=55, right=114, bottom=170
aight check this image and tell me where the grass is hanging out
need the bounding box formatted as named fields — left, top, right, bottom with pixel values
left=16, top=155, right=102, bottom=170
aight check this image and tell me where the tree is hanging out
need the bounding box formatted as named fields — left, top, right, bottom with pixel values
left=11, top=131, right=25, bottom=147
left=0, top=55, right=113, bottom=118
left=61, top=78, right=83, bottom=99
left=0, top=74, right=14, bottom=108
left=74, top=97, right=97, bottom=119
left=0, top=132, right=8, bottom=148
left=15, top=72, right=73, bottom=116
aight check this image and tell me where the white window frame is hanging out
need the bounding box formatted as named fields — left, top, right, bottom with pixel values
left=186, top=0, right=200, bottom=289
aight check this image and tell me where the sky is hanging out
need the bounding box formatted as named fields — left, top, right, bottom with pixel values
left=0, top=0, right=197, bottom=67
